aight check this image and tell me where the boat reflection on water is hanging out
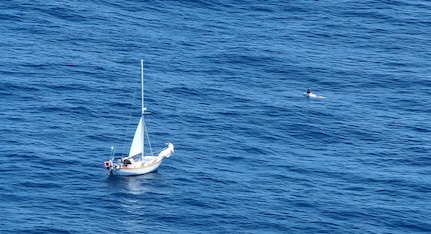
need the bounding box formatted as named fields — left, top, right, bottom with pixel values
left=104, top=173, right=169, bottom=232
left=106, top=172, right=166, bottom=196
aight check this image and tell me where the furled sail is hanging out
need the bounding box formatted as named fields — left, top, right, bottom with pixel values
left=129, top=117, right=143, bottom=157
left=158, top=142, right=174, bottom=158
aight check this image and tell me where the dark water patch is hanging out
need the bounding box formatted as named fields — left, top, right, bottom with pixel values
left=17, top=228, right=73, bottom=234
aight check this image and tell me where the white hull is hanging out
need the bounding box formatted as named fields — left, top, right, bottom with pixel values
left=304, top=92, right=325, bottom=99
left=111, top=156, right=163, bottom=176
left=106, top=143, right=174, bottom=176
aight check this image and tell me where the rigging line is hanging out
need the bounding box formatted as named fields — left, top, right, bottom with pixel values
left=144, top=121, right=154, bottom=156
left=121, top=76, right=140, bottom=157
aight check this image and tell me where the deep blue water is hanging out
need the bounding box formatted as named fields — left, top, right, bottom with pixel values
left=1, top=0, right=431, bottom=233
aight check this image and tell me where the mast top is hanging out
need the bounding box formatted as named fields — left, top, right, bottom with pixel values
left=141, top=59, right=145, bottom=115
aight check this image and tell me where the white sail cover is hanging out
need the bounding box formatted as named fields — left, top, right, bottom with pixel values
left=129, top=117, right=143, bottom=157
left=158, top=142, right=174, bottom=158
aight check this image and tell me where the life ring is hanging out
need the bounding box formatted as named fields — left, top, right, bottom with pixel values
left=104, top=161, right=111, bottom=168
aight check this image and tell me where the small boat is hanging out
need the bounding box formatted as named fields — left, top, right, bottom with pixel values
left=304, top=88, right=325, bottom=99
left=104, top=60, right=174, bottom=176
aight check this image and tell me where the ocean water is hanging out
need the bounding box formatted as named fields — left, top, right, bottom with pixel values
left=1, top=0, right=430, bottom=233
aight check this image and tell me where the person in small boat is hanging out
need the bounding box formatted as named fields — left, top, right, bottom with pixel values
left=306, top=88, right=312, bottom=94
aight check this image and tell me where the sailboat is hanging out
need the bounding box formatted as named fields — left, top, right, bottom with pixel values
left=104, top=60, right=174, bottom=176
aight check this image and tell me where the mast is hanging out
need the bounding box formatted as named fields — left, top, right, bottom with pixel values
left=141, top=59, right=145, bottom=159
